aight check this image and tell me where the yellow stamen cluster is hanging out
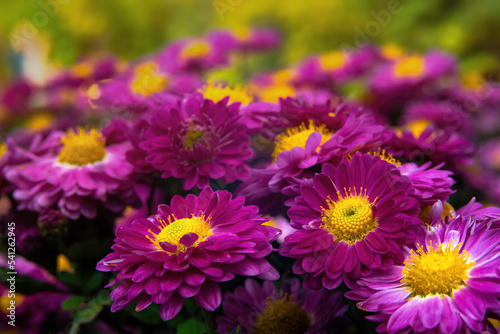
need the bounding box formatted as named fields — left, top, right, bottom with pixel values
left=184, top=129, right=205, bottom=150
left=58, top=127, right=106, bottom=166
left=348, top=149, right=401, bottom=167
left=180, top=40, right=211, bottom=60
left=146, top=214, right=212, bottom=255
left=401, top=241, right=475, bottom=297
left=381, top=43, right=405, bottom=60
left=254, top=294, right=311, bottom=334
left=131, top=62, right=168, bottom=96
left=394, top=55, right=425, bottom=78
left=24, top=112, right=54, bottom=131
left=418, top=202, right=455, bottom=225
left=0, top=292, right=24, bottom=314
left=199, top=82, right=253, bottom=106
left=261, top=84, right=295, bottom=103
left=232, top=26, right=252, bottom=41
left=272, top=121, right=332, bottom=161
left=397, top=120, right=432, bottom=139
left=319, top=51, right=346, bottom=71
left=0, top=143, right=6, bottom=162
left=322, top=188, right=378, bottom=244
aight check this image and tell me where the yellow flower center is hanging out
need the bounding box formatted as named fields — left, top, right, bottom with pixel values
left=382, top=43, right=405, bottom=60
left=322, top=188, right=378, bottom=244
left=0, top=143, right=6, bottom=162
left=23, top=112, right=54, bottom=131
left=401, top=241, right=475, bottom=297
left=184, top=129, right=205, bottom=150
left=397, top=120, right=431, bottom=139
left=394, top=55, right=425, bottom=78
left=58, top=127, right=106, bottom=166
left=87, top=83, right=101, bottom=100
left=319, top=51, right=346, bottom=71
left=198, top=82, right=253, bottom=105
left=146, top=215, right=212, bottom=254
left=272, top=69, right=295, bottom=85
left=418, top=202, right=455, bottom=225
left=232, top=26, right=252, bottom=41
left=352, top=149, right=401, bottom=167
left=181, top=40, right=211, bottom=60
left=272, top=121, right=331, bottom=161
left=261, top=84, right=295, bottom=103
left=254, top=294, right=311, bottom=334
left=462, top=72, right=486, bottom=90
left=131, top=62, right=168, bottom=96
left=71, top=62, right=93, bottom=78
left=0, top=292, right=24, bottom=314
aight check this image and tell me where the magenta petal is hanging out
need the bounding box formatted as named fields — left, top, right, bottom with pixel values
left=160, top=293, right=184, bottom=320
left=179, top=233, right=199, bottom=247
left=204, top=233, right=239, bottom=250
left=418, top=295, right=442, bottom=329
left=194, top=280, right=221, bottom=311
left=160, top=242, right=177, bottom=253
left=132, top=262, right=160, bottom=283
left=439, top=296, right=461, bottom=334
left=355, top=240, right=373, bottom=267
left=387, top=298, right=421, bottom=332
left=327, top=242, right=348, bottom=273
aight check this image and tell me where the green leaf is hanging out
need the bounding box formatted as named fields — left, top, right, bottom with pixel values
left=62, top=296, right=85, bottom=311
left=177, top=318, right=207, bottom=334
left=86, top=272, right=104, bottom=292
left=229, top=326, right=240, bottom=334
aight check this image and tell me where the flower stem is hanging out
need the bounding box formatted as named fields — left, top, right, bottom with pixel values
left=201, top=307, right=216, bottom=334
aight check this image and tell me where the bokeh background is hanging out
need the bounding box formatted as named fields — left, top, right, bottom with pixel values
left=1, top=0, right=500, bottom=83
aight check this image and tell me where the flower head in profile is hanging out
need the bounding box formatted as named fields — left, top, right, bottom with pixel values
left=139, top=92, right=253, bottom=190
left=216, top=278, right=348, bottom=334
left=280, top=153, right=420, bottom=289
left=97, top=187, right=280, bottom=320
left=347, top=214, right=500, bottom=333
left=4, top=126, right=140, bottom=219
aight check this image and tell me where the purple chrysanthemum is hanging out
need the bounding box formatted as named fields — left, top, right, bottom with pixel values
left=385, top=121, right=476, bottom=168
left=279, top=153, right=420, bottom=289
left=346, top=214, right=500, bottom=333
left=216, top=278, right=348, bottom=334
left=4, top=126, right=140, bottom=219
left=139, top=92, right=253, bottom=190
left=97, top=187, right=280, bottom=320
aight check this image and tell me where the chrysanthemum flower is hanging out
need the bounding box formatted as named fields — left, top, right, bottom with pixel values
left=346, top=214, right=500, bottom=333
left=387, top=120, right=475, bottom=168
left=279, top=153, right=420, bottom=289
left=294, top=47, right=380, bottom=89
left=216, top=278, right=348, bottom=334
left=97, top=187, right=280, bottom=320
left=4, top=126, right=140, bottom=219
left=138, top=92, right=253, bottom=190
left=402, top=100, right=472, bottom=137
left=227, top=27, right=281, bottom=52
left=90, top=60, right=201, bottom=115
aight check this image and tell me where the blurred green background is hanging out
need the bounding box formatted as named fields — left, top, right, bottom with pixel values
left=1, top=0, right=499, bottom=81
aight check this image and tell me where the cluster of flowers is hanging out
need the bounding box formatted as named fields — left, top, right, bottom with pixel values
left=1, top=27, right=500, bottom=334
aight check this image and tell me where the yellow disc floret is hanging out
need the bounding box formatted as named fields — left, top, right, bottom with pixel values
left=0, top=143, right=6, bottom=162
left=199, top=82, right=253, bottom=105
left=322, top=188, right=378, bottom=244
left=254, top=294, right=311, bottom=334
left=131, top=62, right=168, bottom=96
left=418, top=202, right=455, bottom=225
left=401, top=241, right=475, bottom=297
left=272, top=121, right=332, bottom=161
left=58, top=127, right=106, bottom=166
left=146, top=214, right=212, bottom=254
left=394, top=55, right=425, bottom=78
left=319, top=51, right=346, bottom=71
left=261, top=84, right=295, bottom=103
left=181, top=40, right=211, bottom=60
